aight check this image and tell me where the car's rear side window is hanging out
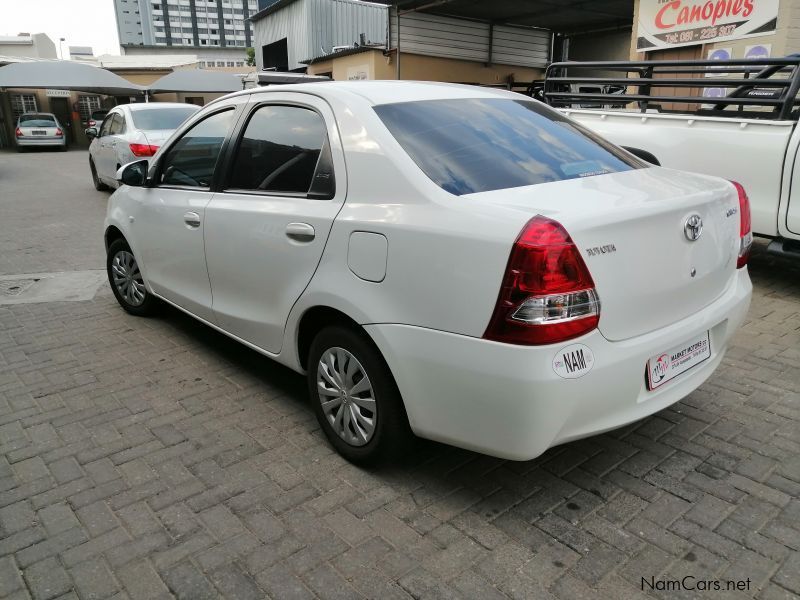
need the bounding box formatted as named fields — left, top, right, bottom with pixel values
left=228, top=104, right=331, bottom=196
left=373, top=98, right=642, bottom=195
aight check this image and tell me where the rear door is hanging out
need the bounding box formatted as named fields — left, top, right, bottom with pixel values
left=787, top=128, right=800, bottom=236
left=204, top=94, right=345, bottom=353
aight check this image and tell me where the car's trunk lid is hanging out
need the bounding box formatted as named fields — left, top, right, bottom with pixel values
left=19, top=123, right=59, bottom=137
left=139, top=129, right=172, bottom=147
left=465, top=168, right=741, bottom=341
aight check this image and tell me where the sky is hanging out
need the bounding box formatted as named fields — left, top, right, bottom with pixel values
left=1, top=0, right=121, bottom=56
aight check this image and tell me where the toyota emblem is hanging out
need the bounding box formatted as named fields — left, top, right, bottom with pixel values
left=684, top=214, right=703, bottom=241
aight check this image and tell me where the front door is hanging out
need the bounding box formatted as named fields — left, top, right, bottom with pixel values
left=204, top=96, right=345, bottom=353
left=133, top=107, right=239, bottom=321
left=96, top=112, right=120, bottom=182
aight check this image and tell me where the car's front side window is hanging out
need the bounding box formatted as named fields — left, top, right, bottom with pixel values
left=227, top=104, right=332, bottom=196
left=159, top=109, right=235, bottom=189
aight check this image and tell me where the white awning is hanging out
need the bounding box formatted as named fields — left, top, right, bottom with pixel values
left=147, top=70, right=244, bottom=94
left=0, top=60, right=145, bottom=96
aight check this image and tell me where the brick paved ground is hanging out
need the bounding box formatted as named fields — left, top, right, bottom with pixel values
left=0, top=150, right=798, bottom=600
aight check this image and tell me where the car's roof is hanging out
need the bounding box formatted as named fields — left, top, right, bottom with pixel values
left=230, top=80, right=519, bottom=106
left=19, top=112, right=56, bottom=117
left=125, top=102, right=199, bottom=112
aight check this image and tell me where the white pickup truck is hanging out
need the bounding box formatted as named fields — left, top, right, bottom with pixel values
left=543, top=57, right=800, bottom=258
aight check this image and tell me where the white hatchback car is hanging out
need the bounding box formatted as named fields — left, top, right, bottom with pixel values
left=105, top=82, right=752, bottom=464
left=87, top=102, right=199, bottom=191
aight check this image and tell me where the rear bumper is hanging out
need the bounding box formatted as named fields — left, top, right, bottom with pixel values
left=17, top=137, right=66, bottom=147
left=365, top=269, right=751, bottom=460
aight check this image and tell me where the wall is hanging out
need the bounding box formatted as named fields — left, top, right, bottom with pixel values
left=252, top=0, right=309, bottom=70
left=389, top=9, right=550, bottom=68
left=252, top=0, right=387, bottom=70
left=122, top=44, right=248, bottom=66
left=570, top=30, right=632, bottom=62
left=306, top=48, right=544, bottom=84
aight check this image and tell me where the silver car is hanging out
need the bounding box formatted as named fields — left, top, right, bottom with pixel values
left=86, top=102, right=200, bottom=191
left=15, top=113, right=67, bottom=152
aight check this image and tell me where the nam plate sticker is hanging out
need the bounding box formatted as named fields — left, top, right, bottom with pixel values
left=553, top=344, right=594, bottom=379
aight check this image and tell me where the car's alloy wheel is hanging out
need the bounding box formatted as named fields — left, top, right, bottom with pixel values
left=317, top=347, right=376, bottom=446
left=106, top=238, right=157, bottom=316
left=307, top=326, right=413, bottom=464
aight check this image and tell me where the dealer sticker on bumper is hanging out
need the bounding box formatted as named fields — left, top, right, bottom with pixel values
left=647, top=331, right=711, bottom=390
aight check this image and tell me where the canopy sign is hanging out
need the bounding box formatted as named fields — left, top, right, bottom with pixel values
left=636, top=0, right=779, bottom=51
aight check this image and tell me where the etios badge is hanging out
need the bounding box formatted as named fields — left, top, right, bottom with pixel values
left=684, top=214, right=703, bottom=242
left=553, top=344, right=595, bottom=379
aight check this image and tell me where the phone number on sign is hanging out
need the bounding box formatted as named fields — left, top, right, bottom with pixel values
left=662, top=24, right=737, bottom=44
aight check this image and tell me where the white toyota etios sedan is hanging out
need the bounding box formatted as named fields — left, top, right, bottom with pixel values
left=105, top=81, right=752, bottom=464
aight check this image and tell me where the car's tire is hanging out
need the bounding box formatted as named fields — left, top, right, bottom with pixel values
left=59, top=145, right=68, bottom=152
left=90, top=159, right=108, bottom=191
left=307, top=325, right=413, bottom=465
left=106, top=238, right=158, bottom=317
left=16, top=146, right=24, bottom=153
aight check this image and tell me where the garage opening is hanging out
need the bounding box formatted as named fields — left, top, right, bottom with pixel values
left=262, top=38, right=289, bottom=72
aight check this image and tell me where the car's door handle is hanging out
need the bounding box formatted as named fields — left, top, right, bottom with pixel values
left=285, top=222, right=315, bottom=242
left=184, top=211, right=201, bottom=228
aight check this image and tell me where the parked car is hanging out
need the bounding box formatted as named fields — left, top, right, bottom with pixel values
left=86, top=102, right=200, bottom=191
left=104, top=82, right=752, bottom=464
left=86, top=109, right=109, bottom=130
left=543, top=57, right=800, bottom=259
left=15, top=112, right=67, bottom=152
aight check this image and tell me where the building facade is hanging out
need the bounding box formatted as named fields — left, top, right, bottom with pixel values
left=114, top=0, right=257, bottom=64
left=0, top=34, right=57, bottom=60
left=252, top=0, right=551, bottom=84
left=251, top=0, right=387, bottom=71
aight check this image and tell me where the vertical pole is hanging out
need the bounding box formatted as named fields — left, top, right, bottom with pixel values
left=396, top=6, right=401, bottom=80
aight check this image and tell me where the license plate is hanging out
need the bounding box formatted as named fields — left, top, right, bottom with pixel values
left=32, top=130, right=46, bottom=135
left=647, top=331, right=711, bottom=390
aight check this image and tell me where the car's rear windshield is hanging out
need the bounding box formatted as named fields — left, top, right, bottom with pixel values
left=91, top=110, right=108, bottom=119
left=19, top=114, right=56, bottom=127
left=130, top=106, right=198, bottom=130
left=373, top=98, right=642, bottom=195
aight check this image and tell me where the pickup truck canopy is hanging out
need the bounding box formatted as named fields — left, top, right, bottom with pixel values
left=543, top=56, right=800, bottom=121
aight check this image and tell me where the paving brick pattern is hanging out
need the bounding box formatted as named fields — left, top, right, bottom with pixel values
left=1, top=151, right=799, bottom=599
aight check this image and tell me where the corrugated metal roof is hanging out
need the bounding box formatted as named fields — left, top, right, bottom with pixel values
left=374, top=0, right=632, bottom=33
left=302, top=45, right=381, bottom=65
left=249, top=0, right=301, bottom=22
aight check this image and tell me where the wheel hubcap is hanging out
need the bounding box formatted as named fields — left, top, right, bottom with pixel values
left=111, top=250, right=146, bottom=307
left=317, top=347, right=376, bottom=446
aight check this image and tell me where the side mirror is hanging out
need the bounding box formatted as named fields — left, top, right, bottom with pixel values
left=117, top=160, right=149, bottom=187
left=85, top=127, right=98, bottom=139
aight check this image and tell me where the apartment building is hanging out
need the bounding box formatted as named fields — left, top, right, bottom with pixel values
left=114, top=0, right=257, bottom=65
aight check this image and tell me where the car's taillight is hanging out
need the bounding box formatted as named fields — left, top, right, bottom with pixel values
left=730, top=181, right=752, bottom=269
left=55, top=128, right=63, bottom=137
left=15, top=127, right=22, bottom=137
left=483, top=216, right=601, bottom=345
left=88, top=120, right=96, bottom=127
left=129, top=143, right=159, bottom=157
